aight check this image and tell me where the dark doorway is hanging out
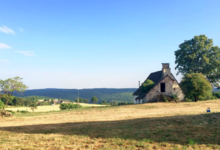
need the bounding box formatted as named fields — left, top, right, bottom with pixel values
left=160, top=83, right=165, bottom=92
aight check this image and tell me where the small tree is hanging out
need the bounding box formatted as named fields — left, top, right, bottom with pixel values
left=91, top=96, right=98, bottom=104
left=0, top=77, right=28, bottom=111
left=29, top=103, right=37, bottom=112
left=74, top=98, right=83, bottom=103
left=180, top=73, right=212, bottom=102
left=83, top=99, right=89, bottom=103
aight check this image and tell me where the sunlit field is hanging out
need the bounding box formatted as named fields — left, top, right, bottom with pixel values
left=1, top=100, right=220, bottom=149
left=5, top=103, right=107, bottom=112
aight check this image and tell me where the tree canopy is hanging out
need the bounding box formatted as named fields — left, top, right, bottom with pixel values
left=175, top=35, right=220, bottom=87
left=91, top=96, right=98, bottom=103
left=0, top=76, right=28, bottom=110
left=74, top=97, right=84, bottom=103
left=180, top=73, right=212, bottom=102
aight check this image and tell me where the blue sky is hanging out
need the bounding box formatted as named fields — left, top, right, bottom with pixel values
left=0, top=0, right=220, bottom=89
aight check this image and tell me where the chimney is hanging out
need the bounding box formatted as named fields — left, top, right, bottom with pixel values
left=162, top=63, right=171, bottom=76
left=139, top=81, right=140, bottom=87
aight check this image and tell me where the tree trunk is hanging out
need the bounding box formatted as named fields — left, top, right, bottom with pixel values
left=2, top=95, right=10, bottom=111
left=2, top=99, right=8, bottom=110
left=194, top=97, right=198, bottom=102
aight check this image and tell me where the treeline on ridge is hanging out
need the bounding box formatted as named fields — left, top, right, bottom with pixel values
left=13, top=88, right=136, bottom=103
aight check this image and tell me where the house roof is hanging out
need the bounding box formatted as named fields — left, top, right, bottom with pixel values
left=133, top=71, right=162, bottom=96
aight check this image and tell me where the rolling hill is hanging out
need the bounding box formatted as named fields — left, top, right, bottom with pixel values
left=15, top=88, right=137, bottom=103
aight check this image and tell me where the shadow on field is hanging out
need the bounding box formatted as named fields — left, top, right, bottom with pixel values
left=0, top=113, right=220, bottom=145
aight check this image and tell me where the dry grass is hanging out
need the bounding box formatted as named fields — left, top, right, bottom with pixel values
left=78, top=103, right=108, bottom=107
left=6, top=105, right=61, bottom=112
left=1, top=100, right=220, bottom=149
left=5, top=103, right=107, bottom=112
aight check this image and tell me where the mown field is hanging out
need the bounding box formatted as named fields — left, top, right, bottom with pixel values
left=5, top=103, right=107, bottom=112
left=1, top=100, right=220, bottom=150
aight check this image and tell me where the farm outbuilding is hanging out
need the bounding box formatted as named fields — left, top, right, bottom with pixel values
left=133, top=63, right=184, bottom=103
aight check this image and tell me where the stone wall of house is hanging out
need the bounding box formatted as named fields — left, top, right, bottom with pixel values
left=146, top=76, right=184, bottom=102
left=172, top=80, right=185, bottom=101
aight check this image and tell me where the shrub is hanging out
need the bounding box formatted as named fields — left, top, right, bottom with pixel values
left=158, top=94, right=169, bottom=102
left=68, top=103, right=82, bottom=109
left=157, top=94, right=179, bottom=102
left=213, top=91, right=220, bottom=98
left=170, top=94, right=179, bottom=102
left=142, top=79, right=155, bottom=93
left=185, top=98, right=192, bottom=102
left=110, top=101, right=118, bottom=106
left=60, top=103, right=68, bottom=110
left=163, top=96, right=168, bottom=102
left=60, top=103, right=82, bottom=110
left=101, top=100, right=107, bottom=105
left=20, top=110, right=29, bottom=114
left=118, top=101, right=131, bottom=105
left=188, top=139, right=196, bottom=145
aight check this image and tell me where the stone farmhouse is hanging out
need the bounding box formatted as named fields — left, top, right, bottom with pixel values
left=133, top=63, right=184, bottom=104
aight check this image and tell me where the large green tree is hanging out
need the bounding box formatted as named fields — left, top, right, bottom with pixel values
left=91, top=96, right=98, bottom=104
left=0, top=76, right=28, bottom=110
left=175, top=35, right=220, bottom=87
left=180, top=73, right=212, bottom=102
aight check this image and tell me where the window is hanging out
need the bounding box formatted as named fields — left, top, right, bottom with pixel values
left=160, top=83, right=165, bottom=92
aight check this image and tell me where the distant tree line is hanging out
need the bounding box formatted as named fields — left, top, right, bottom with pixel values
left=73, top=96, right=99, bottom=104
left=15, top=88, right=135, bottom=103
left=0, top=96, right=56, bottom=107
left=73, top=96, right=134, bottom=106
left=74, top=98, right=89, bottom=103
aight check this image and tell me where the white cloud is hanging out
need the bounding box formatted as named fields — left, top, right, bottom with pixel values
left=0, top=59, right=9, bottom=63
left=19, top=28, right=24, bottom=33
left=15, top=51, right=35, bottom=56
left=0, top=43, right=11, bottom=49
left=0, top=25, right=15, bottom=35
